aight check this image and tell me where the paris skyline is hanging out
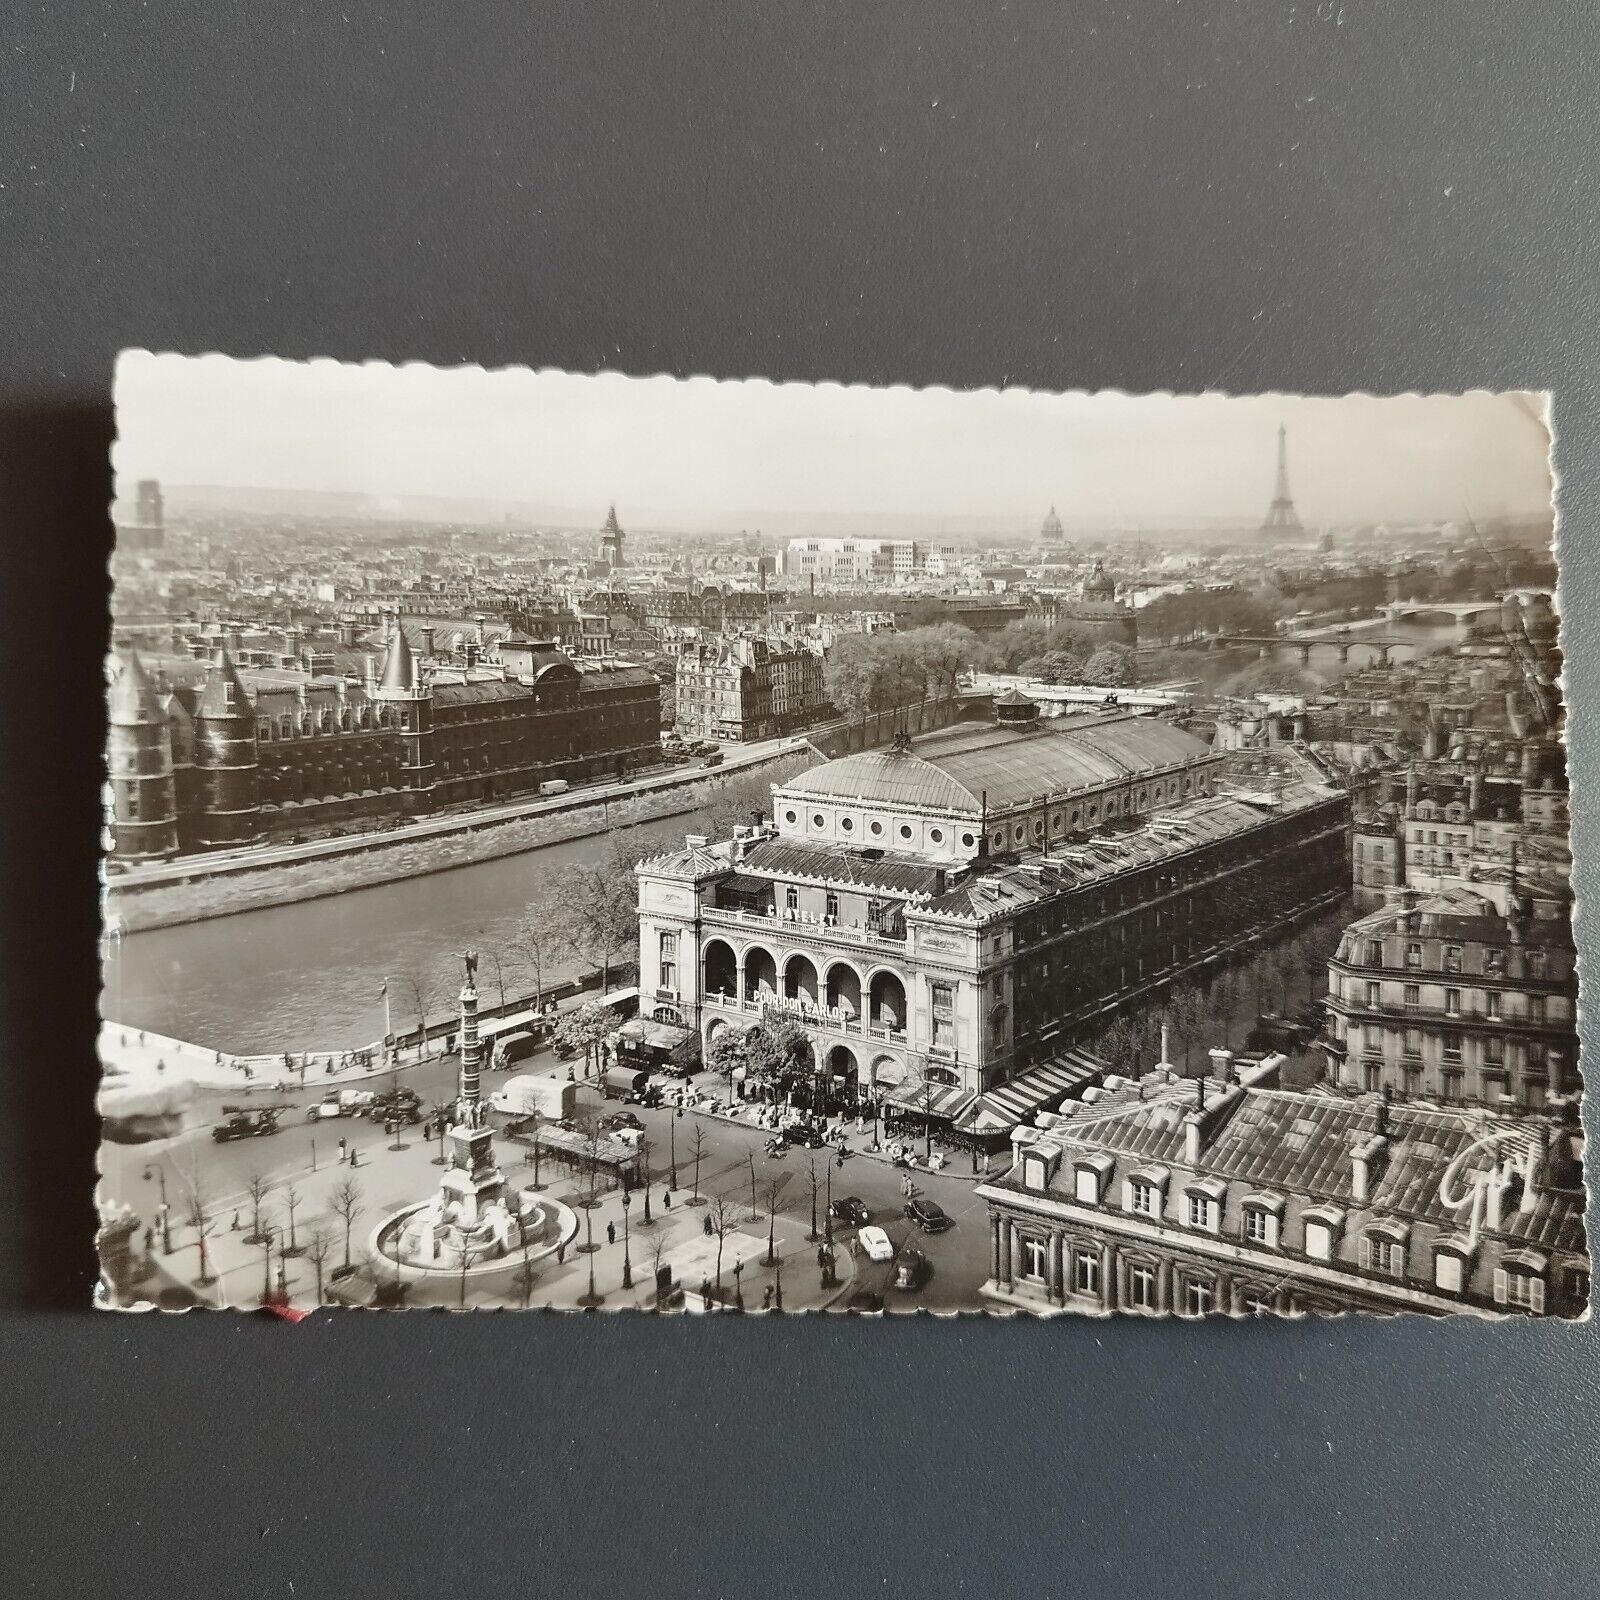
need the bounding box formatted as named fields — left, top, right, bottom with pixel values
left=113, top=355, right=1554, bottom=536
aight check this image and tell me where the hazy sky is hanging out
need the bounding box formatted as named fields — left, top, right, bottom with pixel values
left=113, top=353, right=1553, bottom=529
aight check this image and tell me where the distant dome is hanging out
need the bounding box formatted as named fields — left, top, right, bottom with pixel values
left=1082, top=561, right=1116, bottom=601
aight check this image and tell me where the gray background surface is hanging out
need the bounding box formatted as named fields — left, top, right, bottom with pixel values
left=2, top=5, right=1597, bottom=1596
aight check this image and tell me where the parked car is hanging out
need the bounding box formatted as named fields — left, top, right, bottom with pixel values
left=368, top=1088, right=423, bottom=1124
left=844, top=1290, right=885, bottom=1314
left=828, top=1196, right=870, bottom=1226
left=783, top=1122, right=826, bottom=1148
left=892, top=1244, right=929, bottom=1291
left=211, top=1109, right=281, bottom=1142
left=905, top=1197, right=953, bottom=1233
left=857, top=1226, right=895, bottom=1262
left=600, top=1110, right=643, bottom=1132
left=701, top=751, right=724, bottom=768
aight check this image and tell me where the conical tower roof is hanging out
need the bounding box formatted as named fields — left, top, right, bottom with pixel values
left=108, top=649, right=165, bottom=726
left=196, top=646, right=253, bottom=720
left=378, top=622, right=418, bottom=692
left=602, top=503, right=622, bottom=535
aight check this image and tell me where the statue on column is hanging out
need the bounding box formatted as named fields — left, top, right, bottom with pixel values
left=462, top=949, right=478, bottom=985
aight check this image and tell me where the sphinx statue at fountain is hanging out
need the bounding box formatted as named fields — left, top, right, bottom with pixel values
left=388, top=950, right=552, bottom=1270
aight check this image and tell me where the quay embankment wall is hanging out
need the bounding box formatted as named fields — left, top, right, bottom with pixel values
left=109, top=748, right=812, bottom=933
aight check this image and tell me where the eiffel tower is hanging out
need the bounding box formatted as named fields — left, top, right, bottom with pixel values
left=1260, top=423, right=1304, bottom=535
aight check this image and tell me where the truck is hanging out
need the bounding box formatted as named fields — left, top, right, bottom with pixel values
left=212, top=1108, right=282, bottom=1142
left=488, top=1074, right=577, bottom=1123
left=538, top=779, right=570, bottom=797
left=306, top=1088, right=377, bottom=1121
left=601, top=1066, right=653, bottom=1102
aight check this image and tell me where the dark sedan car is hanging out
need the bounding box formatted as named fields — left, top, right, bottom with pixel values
left=892, top=1244, right=928, bottom=1291
left=601, top=1110, right=643, bottom=1131
left=843, top=1290, right=885, bottom=1314
left=783, top=1123, right=826, bottom=1148
left=828, top=1196, right=869, bottom=1226
left=905, top=1197, right=953, bottom=1233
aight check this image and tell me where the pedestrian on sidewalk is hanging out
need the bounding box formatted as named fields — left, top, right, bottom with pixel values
left=557, top=1240, right=565, bottom=1265
left=663, top=1189, right=672, bottom=1209
left=703, top=1214, right=713, bottom=1237
left=349, top=1147, right=359, bottom=1167
left=606, top=1221, right=616, bottom=1247
left=231, top=1210, right=240, bottom=1232
left=338, top=1137, right=347, bottom=1163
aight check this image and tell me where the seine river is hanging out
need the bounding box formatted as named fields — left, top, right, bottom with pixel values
left=102, top=613, right=1470, bottom=1054
left=103, top=802, right=717, bottom=1053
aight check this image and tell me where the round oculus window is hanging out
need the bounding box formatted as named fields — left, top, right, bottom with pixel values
left=929, top=827, right=943, bottom=844
left=899, top=823, right=913, bottom=840
left=961, top=832, right=975, bottom=847
left=840, top=816, right=853, bottom=832
left=784, top=809, right=797, bottom=824
left=813, top=813, right=826, bottom=828
left=870, top=820, right=883, bottom=836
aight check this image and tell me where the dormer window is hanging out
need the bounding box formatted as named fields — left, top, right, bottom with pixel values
left=1073, top=1152, right=1114, bottom=1206
left=1359, top=1222, right=1408, bottom=1280
left=1241, top=1194, right=1286, bottom=1249
left=1302, top=1205, right=1345, bottom=1261
left=1124, top=1167, right=1168, bottom=1219
left=1434, top=1236, right=1476, bottom=1295
left=1184, top=1179, right=1226, bottom=1234
left=1495, top=1250, right=1549, bottom=1314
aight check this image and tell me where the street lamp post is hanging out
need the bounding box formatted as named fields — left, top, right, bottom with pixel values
left=824, top=1156, right=834, bottom=1243
left=732, top=1258, right=743, bottom=1311
left=621, top=1192, right=633, bottom=1291
left=260, top=1224, right=276, bottom=1302
left=670, top=1107, right=680, bottom=1187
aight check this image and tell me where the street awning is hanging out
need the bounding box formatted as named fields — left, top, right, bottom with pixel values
left=615, top=1016, right=693, bottom=1051
left=953, top=1051, right=1106, bottom=1135
left=882, top=1081, right=976, bottom=1121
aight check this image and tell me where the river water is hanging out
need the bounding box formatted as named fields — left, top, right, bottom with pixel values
left=104, top=614, right=1470, bottom=1054
left=103, top=802, right=718, bottom=1053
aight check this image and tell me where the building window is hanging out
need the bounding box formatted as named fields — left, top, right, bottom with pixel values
left=825, top=892, right=840, bottom=921
left=1485, top=1034, right=1505, bottom=1065
left=870, top=820, right=883, bottom=836
left=839, top=816, right=853, bottom=833
left=1435, top=1252, right=1466, bottom=1294
left=1404, top=984, right=1420, bottom=1009
left=1402, top=1029, right=1422, bottom=1060
left=1366, top=940, right=1383, bottom=965
left=1127, top=1179, right=1158, bottom=1218
left=1445, top=988, right=1461, bottom=1016
left=1496, top=1267, right=1546, bottom=1314
left=1021, top=1237, right=1048, bottom=1281
left=1073, top=1250, right=1100, bottom=1297
left=1128, top=1264, right=1156, bottom=1311
left=1182, top=1278, right=1214, bottom=1317
left=658, top=931, right=677, bottom=990
left=1443, top=1031, right=1463, bottom=1063
left=1186, top=1193, right=1217, bottom=1231
left=1305, top=1219, right=1336, bottom=1260
left=1486, top=991, right=1501, bottom=1019
left=931, top=983, right=954, bottom=1049
left=1528, top=995, right=1546, bottom=1024
left=1366, top=981, right=1381, bottom=1007
left=1362, top=1234, right=1405, bottom=1278
left=929, top=827, right=943, bottom=845
left=900, top=824, right=913, bottom=841
left=1405, top=942, right=1422, bottom=969
left=785, top=886, right=799, bottom=912
left=1241, top=1288, right=1274, bottom=1317
left=1243, top=1208, right=1275, bottom=1246
left=1444, top=945, right=1463, bottom=974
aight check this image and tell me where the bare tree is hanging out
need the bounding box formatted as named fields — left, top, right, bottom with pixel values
left=481, top=945, right=509, bottom=1013
left=513, top=898, right=555, bottom=1013
left=171, top=1148, right=217, bottom=1286
left=688, top=1124, right=709, bottom=1204
left=303, top=1223, right=335, bottom=1303
left=398, top=958, right=438, bottom=1058
left=281, top=1181, right=302, bottom=1254
left=760, top=1172, right=792, bottom=1266
left=243, top=1171, right=274, bottom=1245
left=745, top=1150, right=759, bottom=1222
left=707, top=1191, right=737, bottom=1294
left=802, top=1152, right=822, bottom=1241
left=330, top=1175, right=365, bottom=1271
left=646, top=1228, right=672, bottom=1307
